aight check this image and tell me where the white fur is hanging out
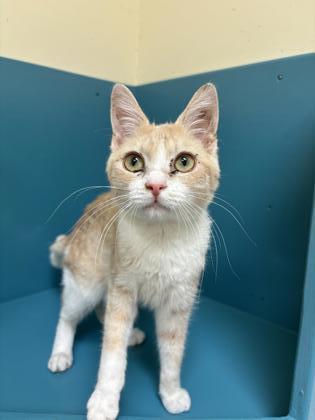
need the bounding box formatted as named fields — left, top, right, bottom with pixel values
left=49, top=234, right=67, bottom=268
left=48, top=270, right=146, bottom=373
left=116, top=212, right=210, bottom=309
left=48, top=269, right=105, bottom=372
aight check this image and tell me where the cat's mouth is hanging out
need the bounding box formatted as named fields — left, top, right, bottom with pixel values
left=143, top=201, right=169, bottom=211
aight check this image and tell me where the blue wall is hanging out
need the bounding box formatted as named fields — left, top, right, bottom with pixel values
left=1, top=55, right=314, bottom=331
left=0, top=58, right=114, bottom=301
left=137, top=54, right=315, bottom=331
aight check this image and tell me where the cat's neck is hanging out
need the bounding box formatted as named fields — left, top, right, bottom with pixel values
left=118, top=207, right=210, bottom=240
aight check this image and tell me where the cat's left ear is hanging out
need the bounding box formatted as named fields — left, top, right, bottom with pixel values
left=110, top=84, right=149, bottom=150
left=176, top=83, right=219, bottom=149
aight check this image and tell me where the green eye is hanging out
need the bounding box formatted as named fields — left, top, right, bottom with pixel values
left=124, top=153, right=145, bottom=172
left=174, top=153, right=196, bottom=172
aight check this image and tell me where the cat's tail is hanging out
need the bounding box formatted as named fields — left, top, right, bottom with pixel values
left=49, top=234, right=68, bottom=269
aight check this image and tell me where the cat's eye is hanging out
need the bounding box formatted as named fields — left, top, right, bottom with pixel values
left=174, top=153, right=196, bottom=173
left=124, top=152, right=145, bottom=172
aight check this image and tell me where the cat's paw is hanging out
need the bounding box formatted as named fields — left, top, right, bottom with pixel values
left=128, top=328, right=146, bottom=346
left=48, top=352, right=73, bottom=372
left=87, top=389, right=119, bottom=420
left=160, top=387, right=191, bottom=414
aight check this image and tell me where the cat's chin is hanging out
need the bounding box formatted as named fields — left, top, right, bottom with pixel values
left=138, top=202, right=175, bottom=222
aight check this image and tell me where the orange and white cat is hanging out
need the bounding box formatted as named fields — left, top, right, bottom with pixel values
left=48, top=83, right=220, bottom=420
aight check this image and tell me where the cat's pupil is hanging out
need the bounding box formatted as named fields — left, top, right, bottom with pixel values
left=131, top=157, right=138, bottom=166
left=181, top=156, right=188, bottom=166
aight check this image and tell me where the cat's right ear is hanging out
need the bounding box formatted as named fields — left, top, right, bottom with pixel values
left=176, top=83, right=219, bottom=150
left=110, top=84, right=149, bottom=150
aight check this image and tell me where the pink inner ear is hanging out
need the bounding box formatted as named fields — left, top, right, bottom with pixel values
left=115, top=107, right=138, bottom=138
left=111, top=85, right=149, bottom=148
left=177, top=84, right=219, bottom=147
left=189, top=110, right=211, bottom=139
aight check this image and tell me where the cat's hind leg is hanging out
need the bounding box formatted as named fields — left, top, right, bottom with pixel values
left=48, top=268, right=105, bottom=373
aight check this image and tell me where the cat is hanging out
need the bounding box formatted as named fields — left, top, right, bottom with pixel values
left=48, top=83, right=220, bottom=420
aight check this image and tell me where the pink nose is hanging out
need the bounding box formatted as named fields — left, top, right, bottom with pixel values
left=145, top=182, right=167, bottom=197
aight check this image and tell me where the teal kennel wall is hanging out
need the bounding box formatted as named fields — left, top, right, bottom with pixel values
left=0, top=53, right=314, bottom=420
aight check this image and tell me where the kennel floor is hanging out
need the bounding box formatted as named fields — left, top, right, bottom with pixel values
left=0, top=288, right=296, bottom=419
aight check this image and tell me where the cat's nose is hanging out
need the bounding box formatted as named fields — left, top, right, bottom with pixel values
left=145, top=182, right=167, bottom=197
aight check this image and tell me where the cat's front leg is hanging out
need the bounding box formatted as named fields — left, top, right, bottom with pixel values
left=87, top=284, right=137, bottom=420
left=155, top=303, right=193, bottom=414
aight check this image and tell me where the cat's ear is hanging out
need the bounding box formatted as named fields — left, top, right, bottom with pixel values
left=176, top=83, right=219, bottom=149
left=110, top=84, right=149, bottom=150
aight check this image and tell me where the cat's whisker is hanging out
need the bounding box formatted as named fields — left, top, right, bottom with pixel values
left=176, top=205, right=190, bottom=234
left=189, top=189, right=214, bottom=196
left=211, top=218, right=240, bottom=280
left=189, top=189, right=246, bottom=224
left=211, top=226, right=219, bottom=283
left=184, top=192, right=256, bottom=247
left=46, top=185, right=109, bottom=224
left=213, top=194, right=245, bottom=224
left=129, top=204, right=138, bottom=240
left=179, top=202, right=206, bottom=300
left=211, top=201, right=256, bottom=246
left=67, top=194, right=130, bottom=235
left=208, top=236, right=216, bottom=276
left=114, top=203, right=135, bottom=257
left=45, top=185, right=129, bottom=224
left=132, top=204, right=139, bottom=226
left=94, top=202, right=132, bottom=269
left=95, top=202, right=130, bottom=267
left=172, top=206, right=182, bottom=230
left=179, top=200, right=201, bottom=237
left=68, top=200, right=117, bottom=241
left=181, top=202, right=202, bottom=230
left=185, top=204, right=214, bottom=301
left=185, top=200, right=219, bottom=282
left=66, top=196, right=129, bottom=250
left=95, top=206, right=124, bottom=270
left=182, top=206, right=200, bottom=238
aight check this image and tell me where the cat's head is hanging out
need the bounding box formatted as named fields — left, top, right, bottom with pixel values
left=106, top=84, right=220, bottom=222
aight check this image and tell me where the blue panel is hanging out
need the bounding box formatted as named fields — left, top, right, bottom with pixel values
left=0, top=58, right=114, bottom=301
left=290, top=189, right=315, bottom=420
left=0, top=289, right=296, bottom=418
left=136, top=54, right=315, bottom=331
left=1, top=54, right=314, bottom=328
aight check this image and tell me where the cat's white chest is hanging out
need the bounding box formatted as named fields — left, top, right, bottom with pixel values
left=116, top=213, right=211, bottom=308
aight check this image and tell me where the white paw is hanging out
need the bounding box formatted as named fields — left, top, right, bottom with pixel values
left=160, top=387, right=191, bottom=414
left=48, top=352, right=73, bottom=372
left=87, top=389, right=119, bottom=420
left=128, top=328, right=145, bottom=346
